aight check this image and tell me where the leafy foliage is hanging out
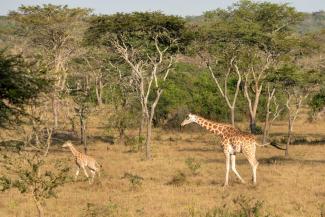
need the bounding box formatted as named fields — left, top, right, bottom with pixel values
left=82, top=201, right=120, bottom=217
left=309, top=88, right=325, bottom=114
left=122, top=172, right=144, bottom=189
left=86, top=11, right=187, bottom=53
left=167, top=171, right=187, bottom=186
left=185, top=157, right=202, bottom=176
left=0, top=152, right=69, bottom=217
left=0, top=51, right=50, bottom=128
left=191, top=195, right=269, bottom=217
left=0, top=153, right=69, bottom=199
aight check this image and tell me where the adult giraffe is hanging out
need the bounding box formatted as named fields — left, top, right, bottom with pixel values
left=181, top=113, right=259, bottom=186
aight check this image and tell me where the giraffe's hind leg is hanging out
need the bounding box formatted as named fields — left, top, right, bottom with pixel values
left=75, top=166, right=80, bottom=181
left=231, top=155, right=245, bottom=184
left=224, top=153, right=230, bottom=186
left=248, top=158, right=258, bottom=185
left=90, top=170, right=96, bottom=184
left=243, top=145, right=258, bottom=185
left=82, top=166, right=91, bottom=183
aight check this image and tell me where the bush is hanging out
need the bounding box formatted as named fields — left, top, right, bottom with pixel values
left=189, top=195, right=270, bottom=217
left=124, top=136, right=144, bottom=153
left=82, top=201, right=119, bottom=217
left=0, top=152, right=69, bottom=217
left=185, top=157, right=201, bottom=176
left=167, top=171, right=187, bottom=186
left=121, top=172, right=144, bottom=189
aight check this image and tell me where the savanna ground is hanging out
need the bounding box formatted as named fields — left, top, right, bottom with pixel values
left=1, top=111, right=325, bottom=217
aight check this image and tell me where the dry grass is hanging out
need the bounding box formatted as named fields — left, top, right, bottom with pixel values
left=1, top=119, right=325, bottom=217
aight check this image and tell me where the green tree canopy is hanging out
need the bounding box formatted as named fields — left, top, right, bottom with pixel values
left=0, top=51, right=50, bottom=128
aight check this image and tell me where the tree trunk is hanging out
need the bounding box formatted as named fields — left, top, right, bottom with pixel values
left=69, top=116, right=76, bottom=133
left=230, top=107, right=235, bottom=127
left=119, top=127, right=126, bottom=145
left=285, top=119, right=292, bottom=157
left=83, top=120, right=87, bottom=154
left=262, top=120, right=269, bottom=145
left=145, top=118, right=152, bottom=160
left=138, top=111, right=146, bottom=139
left=79, top=110, right=87, bottom=154
left=52, top=96, right=59, bottom=129
left=43, top=127, right=53, bottom=157
left=262, top=109, right=271, bottom=145
left=95, top=77, right=103, bottom=106
left=33, top=196, right=44, bottom=217
left=249, top=115, right=257, bottom=134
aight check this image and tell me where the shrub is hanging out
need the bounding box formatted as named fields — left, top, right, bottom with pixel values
left=187, top=195, right=271, bottom=217
left=0, top=152, right=69, bottom=217
left=320, top=203, right=325, bottom=217
left=121, top=172, right=144, bottom=189
left=82, top=201, right=119, bottom=217
left=185, top=157, right=201, bottom=176
left=167, top=171, right=187, bottom=186
left=125, top=136, right=144, bottom=153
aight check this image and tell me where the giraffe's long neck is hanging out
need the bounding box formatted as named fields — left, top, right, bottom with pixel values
left=69, top=145, right=81, bottom=157
left=195, top=116, right=229, bottom=137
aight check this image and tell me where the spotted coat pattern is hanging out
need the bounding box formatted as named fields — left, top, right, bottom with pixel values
left=181, top=114, right=259, bottom=186
left=62, top=141, right=101, bottom=184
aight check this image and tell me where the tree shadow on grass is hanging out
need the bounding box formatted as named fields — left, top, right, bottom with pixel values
left=0, top=140, right=24, bottom=152
left=178, top=147, right=216, bottom=153
left=259, top=156, right=325, bottom=165
left=51, top=131, right=114, bottom=146
left=204, top=155, right=325, bottom=166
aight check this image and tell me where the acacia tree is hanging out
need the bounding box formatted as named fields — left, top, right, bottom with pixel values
left=194, top=18, right=243, bottom=127
left=83, top=47, right=111, bottom=106
left=200, top=0, right=303, bottom=133
left=0, top=153, right=69, bottom=217
left=206, top=54, right=242, bottom=127
left=106, top=63, right=139, bottom=145
left=270, top=64, right=309, bottom=156
left=285, top=90, right=308, bottom=156
left=262, top=83, right=283, bottom=144
left=242, top=49, right=275, bottom=133
left=0, top=51, right=49, bottom=129
left=68, top=60, right=93, bottom=153
left=9, top=5, right=91, bottom=128
left=86, top=12, right=186, bottom=159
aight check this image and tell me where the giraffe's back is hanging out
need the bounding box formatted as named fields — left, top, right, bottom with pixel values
left=229, top=132, right=257, bottom=154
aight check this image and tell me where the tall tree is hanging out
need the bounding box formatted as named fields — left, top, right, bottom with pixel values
left=269, top=64, right=308, bottom=157
left=86, top=12, right=187, bottom=159
left=199, top=0, right=304, bottom=133
left=9, top=5, right=91, bottom=128
left=0, top=50, right=49, bottom=129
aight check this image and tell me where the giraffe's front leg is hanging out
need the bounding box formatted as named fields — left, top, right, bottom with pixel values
left=75, top=166, right=80, bottom=181
left=90, top=170, right=96, bottom=184
left=231, top=154, right=245, bottom=184
left=224, top=153, right=230, bottom=186
left=82, top=166, right=90, bottom=183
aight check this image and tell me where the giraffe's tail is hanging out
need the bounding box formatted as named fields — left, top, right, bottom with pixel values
left=96, top=162, right=103, bottom=168
left=256, top=142, right=269, bottom=147
left=256, top=142, right=286, bottom=150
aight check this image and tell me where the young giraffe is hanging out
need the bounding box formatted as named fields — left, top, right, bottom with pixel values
left=181, top=113, right=259, bottom=186
left=62, top=140, right=101, bottom=184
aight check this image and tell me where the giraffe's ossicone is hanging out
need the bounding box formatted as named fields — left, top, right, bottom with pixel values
left=181, top=113, right=259, bottom=186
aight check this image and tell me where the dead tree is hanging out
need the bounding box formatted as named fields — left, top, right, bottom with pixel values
left=207, top=57, right=241, bottom=127
left=243, top=52, right=273, bottom=133
left=112, top=35, right=175, bottom=159
left=69, top=75, right=91, bottom=154
left=262, top=84, right=283, bottom=144
left=284, top=90, right=308, bottom=157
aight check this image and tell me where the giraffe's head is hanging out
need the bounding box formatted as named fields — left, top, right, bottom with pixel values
left=62, top=140, right=73, bottom=148
left=181, top=113, right=197, bottom=126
